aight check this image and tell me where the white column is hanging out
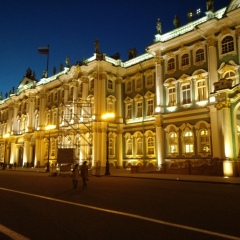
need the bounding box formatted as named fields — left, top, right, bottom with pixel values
left=215, top=101, right=233, bottom=159
left=207, top=37, right=218, bottom=93
left=23, top=134, right=31, bottom=165
left=27, top=97, right=35, bottom=132
left=222, top=106, right=233, bottom=158
left=116, top=124, right=123, bottom=168
left=81, top=76, right=89, bottom=99
left=155, top=57, right=164, bottom=112
left=10, top=141, right=16, bottom=164
left=116, top=78, right=123, bottom=123
left=39, top=94, right=46, bottom=128
left=12, top=104, right=19, bottom=134
left=209, top=105, right=221, bottom=158
left=155, top=115, right=164, bottom=166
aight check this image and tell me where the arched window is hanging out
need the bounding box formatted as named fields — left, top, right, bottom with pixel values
left=147, top=137, right=155, bottom=155
left=136, top=138, right=143, bottom=155
left=183, top=131, right=194, bottom=153
left=126, top=139, right=132, bottom=155
left=222, top=36, right=234, bottom=54
left=199, top=129, right=210, bottom=152
left=167, top=58, right=175, bottom=71
left=181, top=54, right=189, bottom=67
left=169, top=132, right=178, bottom=154
left=195, top=49, right=204, bottom=62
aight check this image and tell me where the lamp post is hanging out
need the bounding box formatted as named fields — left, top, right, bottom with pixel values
left=3, top=133, right=10, bottom=170
left=102, top=113, right=115, bottom=176
left=45, top=125, right=56, bottom=172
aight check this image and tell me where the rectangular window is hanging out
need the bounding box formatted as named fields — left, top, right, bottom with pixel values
left=136, top=102, right=142, bottom=118
left=126, top=81, right=132, bottom=92
left=136, top=78, right=142, bottom=90
left=147, top=99, right=154, bottom=116
left=147, top=137, right=154, bottom=154
left=168, top=88, right=176, bottom=106
left=108, top=80, right=113, bottom=90
left=146, top=75, right=153, bottom=87
left=126, top=139, right=132, bottom=155
left=126, top=104, right=132, bottom=119
left=109, top=139, right=114, bottom=155
left=182, top=84, right=191, bottom=104
left=136, top=138, right=143, bottom=155
left=197, top=81, right=207, bottom=101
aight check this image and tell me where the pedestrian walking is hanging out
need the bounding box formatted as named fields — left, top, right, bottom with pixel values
left=80, top=161, right=89, bottom=189
left=72, top=164, right=80, bottom=189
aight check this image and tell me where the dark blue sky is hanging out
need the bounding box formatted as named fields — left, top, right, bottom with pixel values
left=0, top=0, right=229, bottom=97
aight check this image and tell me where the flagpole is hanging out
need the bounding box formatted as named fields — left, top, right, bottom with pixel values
left=47, top=44, right=49, bottom=77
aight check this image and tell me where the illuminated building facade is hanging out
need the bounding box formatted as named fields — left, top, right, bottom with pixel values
left=0, top=0, right=240, bottom=176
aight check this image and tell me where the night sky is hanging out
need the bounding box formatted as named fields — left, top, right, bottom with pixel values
left=0, top=0, right=229, bottom=97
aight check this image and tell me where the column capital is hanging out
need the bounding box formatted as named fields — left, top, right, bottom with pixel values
left=206, top=37, right=217, bottom=47
left=154, top=56, right=163, bottom=65
left=215, top=101, right=231, bottom=110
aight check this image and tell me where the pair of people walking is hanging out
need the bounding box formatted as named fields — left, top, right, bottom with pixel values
left=72, top=161, right=89, bottom=190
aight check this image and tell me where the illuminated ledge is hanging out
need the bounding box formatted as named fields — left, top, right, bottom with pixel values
left=166, top=106, right=177, bottom=112
left=196, top=100, right=208, bottom=106
left=154, top=8, right=226, bottom=43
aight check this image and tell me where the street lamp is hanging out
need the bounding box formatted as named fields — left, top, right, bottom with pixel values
left=45, top=125, right=56, bottom=172
left=3, top=133, right=10, bottom=170
left=102, top=113, right=115, bottom=175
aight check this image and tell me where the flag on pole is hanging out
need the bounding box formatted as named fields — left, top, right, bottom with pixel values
left=38, top=46, right=49, bottom=55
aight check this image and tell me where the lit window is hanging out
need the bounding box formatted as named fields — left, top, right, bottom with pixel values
left=222, top=36, right=234, bottom=54
left=136, top=102, right=143, bottom=118
left=168, top=87, right=176, bottom=106
left=223, top=71, right=237, bottom=86
left=147, top=99, right=154, bottom=116
left=182, top=84, right=191, bottom=104
left=197, top=80, right=207, bottom=101
left=183, top=131, right=194, bottom=153
left=200, top=129, right=210, bottom=152
left=147, top=137, right=155, bottom=155
left=126, top=104, right=132, bottom=119
left=136, top=138, right=143, bottom=155
left=169, top=132, right=178, bottom=154
left=126, top=139, right=132, bottom=155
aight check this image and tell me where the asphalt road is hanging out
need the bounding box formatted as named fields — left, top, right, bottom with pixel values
left=0, top=171, right=240, bottom=240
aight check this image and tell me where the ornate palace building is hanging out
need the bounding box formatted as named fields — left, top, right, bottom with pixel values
left=1, top=0, right=240, bottom=176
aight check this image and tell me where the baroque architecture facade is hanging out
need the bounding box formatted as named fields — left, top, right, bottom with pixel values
left=1, top=0, right=240, bottom=176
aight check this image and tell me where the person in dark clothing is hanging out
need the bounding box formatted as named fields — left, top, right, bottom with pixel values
left=80, top=161, right=89, bottom=189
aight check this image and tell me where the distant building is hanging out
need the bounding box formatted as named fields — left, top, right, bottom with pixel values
left=0, top=0, right=240, bottom=176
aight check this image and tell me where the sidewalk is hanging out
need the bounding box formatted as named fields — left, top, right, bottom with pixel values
left=109, top=168, right=240, bottom=185
left=8, top=166, right=240, bottom=185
